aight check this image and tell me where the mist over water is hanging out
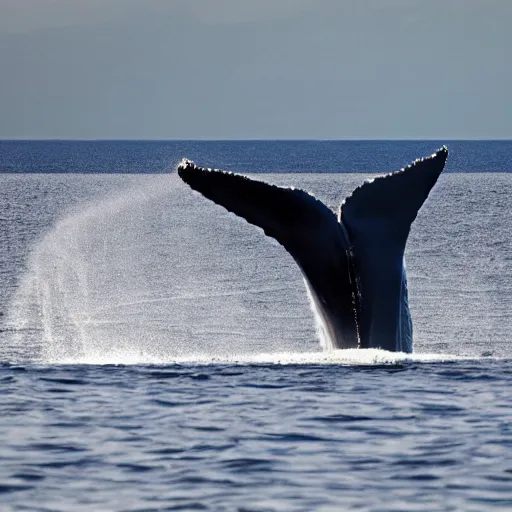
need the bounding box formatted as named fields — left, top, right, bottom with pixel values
left=6, top=175, right=177, bottom=363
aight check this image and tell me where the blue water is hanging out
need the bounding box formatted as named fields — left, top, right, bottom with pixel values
left=1, top=139, right=512, bottom=173
left=0, top=141, right=511, bottom=510
left=1, top=361, right=511, bottom=511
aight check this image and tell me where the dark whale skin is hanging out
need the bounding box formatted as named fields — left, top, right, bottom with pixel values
left=178, top=147, right=448, bottom=352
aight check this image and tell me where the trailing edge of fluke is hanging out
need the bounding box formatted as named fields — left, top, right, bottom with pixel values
left=177, top=146, right=448, bottom=353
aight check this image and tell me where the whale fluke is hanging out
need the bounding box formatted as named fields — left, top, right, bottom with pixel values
left=177, top=147, right=448, bottom=352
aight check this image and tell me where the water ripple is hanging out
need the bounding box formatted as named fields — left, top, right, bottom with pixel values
left=0, top=359, right=511, bottom=511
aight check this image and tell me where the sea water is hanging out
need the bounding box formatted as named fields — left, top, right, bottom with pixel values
left=0, top=141, right=511, bottom=511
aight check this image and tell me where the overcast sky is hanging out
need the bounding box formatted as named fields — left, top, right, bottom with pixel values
left=0, top=0, right=510, bottom=139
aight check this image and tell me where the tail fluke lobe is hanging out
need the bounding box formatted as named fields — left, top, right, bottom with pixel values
left=338, top=147, right=448, bottom=352
left=177, top=159, right=339, bottom=255
left=340, top=146, right=448, bottom=243
left=177, top=159, right=360, bottom=350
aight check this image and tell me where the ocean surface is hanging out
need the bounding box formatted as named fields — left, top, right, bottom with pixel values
left=0, top=141, right=511, bottom=511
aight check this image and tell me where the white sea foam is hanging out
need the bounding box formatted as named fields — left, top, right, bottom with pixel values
left=52, top=348, right=475, bottom=366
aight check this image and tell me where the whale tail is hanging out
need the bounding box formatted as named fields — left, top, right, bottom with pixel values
left=177, top=147, right=448, bottom=352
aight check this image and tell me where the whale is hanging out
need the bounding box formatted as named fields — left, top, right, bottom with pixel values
left=177, top=147, right=448, bottom=353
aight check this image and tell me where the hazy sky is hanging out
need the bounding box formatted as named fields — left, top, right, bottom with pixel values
left=0, top=0, right=510, bottom=139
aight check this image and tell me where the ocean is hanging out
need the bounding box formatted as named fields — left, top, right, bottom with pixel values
left=0, top=140, right=511, bottom=511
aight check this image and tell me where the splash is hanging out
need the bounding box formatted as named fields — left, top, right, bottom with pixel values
left=5, top=174, right=177, bottom=363
left=303, top=278, right=334, bottom=350
left=50, top=348, right=473, bottom=366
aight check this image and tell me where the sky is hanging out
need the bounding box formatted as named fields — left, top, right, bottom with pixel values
left=0, top=0, right=510, bottom=139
